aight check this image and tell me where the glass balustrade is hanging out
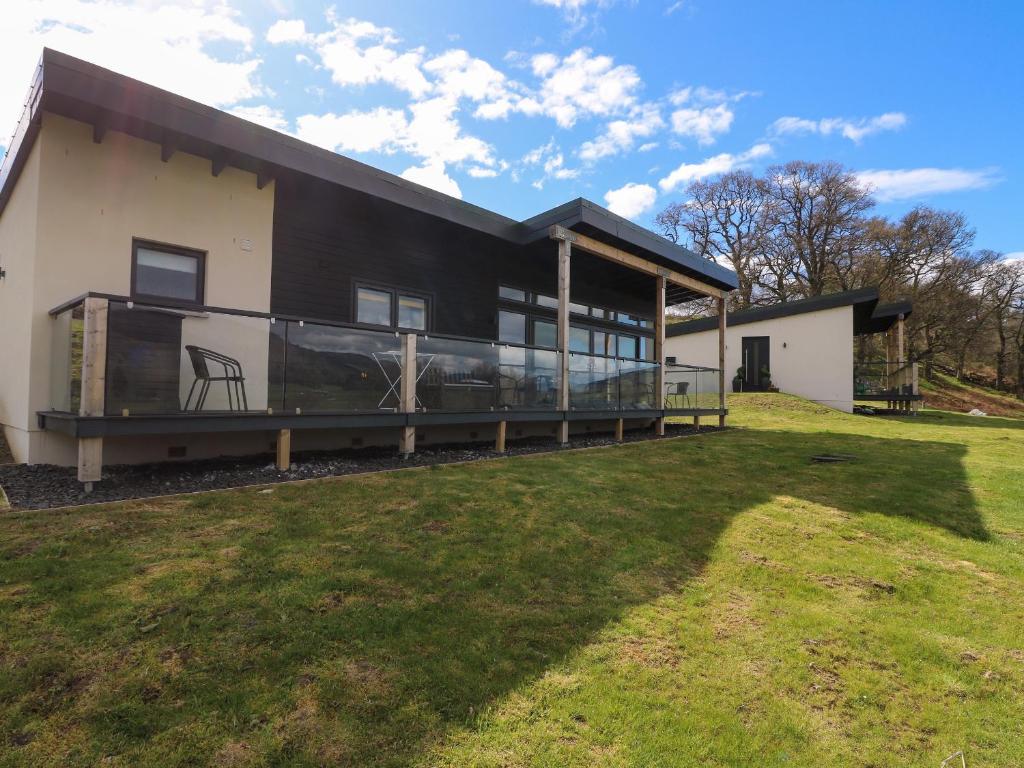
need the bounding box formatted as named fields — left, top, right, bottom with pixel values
left=568, top=353, right=619, bottom=410
left=276, top=321, right=402, bottom=412
left=50, top=302, right=84, bottom=413
left=49, top=297, right=723, bottom=419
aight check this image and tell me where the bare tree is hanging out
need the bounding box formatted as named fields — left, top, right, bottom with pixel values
left=654, top=171, right=772, bottom=309
left=764, top=161, right=874, bottom=297
left=985, top=259, right=1024, bottom=389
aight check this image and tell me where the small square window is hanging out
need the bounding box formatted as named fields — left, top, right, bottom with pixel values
left=357, top=287, right=393, bottom=326
left=569, top=302, right=589, bottom=315
left=398, top=294, right=427, bottom=330
left=534, top=294, right=559, bottom=309
left=132, top=241, right=204, bottom=305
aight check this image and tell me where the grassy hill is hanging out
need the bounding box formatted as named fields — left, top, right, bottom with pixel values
left=922, top=371, right=1024, bottom=418
left=0, top=395, right=1021, bottom=766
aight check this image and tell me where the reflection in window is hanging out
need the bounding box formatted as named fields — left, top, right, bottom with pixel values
left=569, top=325, right=590, bottom=353
left=133, top=244, right=203, bottom=304
left=498, top=310, right=527, bottom=344
left=356, top=287, right=392, bottom=326
left=533, top=319, right=557, bottom=348
left=499, top=285, right=527, bottom=302
left=618, top=334, right=638, bottom=359
left=593, top=331, right=615, bottom=356
left=535, top=294, right=559, bottom=309
left=398, top=295, right=427, bottom=330
left=569, top=302, right=589, bottom=315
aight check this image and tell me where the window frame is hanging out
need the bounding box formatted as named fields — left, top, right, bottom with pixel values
left=130, top=238, right=206, bottom=308
left=495, top=284, right=654, bottom=359
left=353, top=281, right=433, bottom=331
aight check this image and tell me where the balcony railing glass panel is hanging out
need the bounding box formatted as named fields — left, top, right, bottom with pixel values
left=49, top=302, right=84, bottom=413
left=278, top=321, right=403, bottom=413
left=568, top=353, right=619, bottom=410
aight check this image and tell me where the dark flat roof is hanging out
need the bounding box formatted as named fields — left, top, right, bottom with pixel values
left=0, top=49, right=738, bottom=293
left=666, top=288, right=912, bottom=337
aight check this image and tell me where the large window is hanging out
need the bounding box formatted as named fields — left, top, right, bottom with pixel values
left=356, top=284, right=430, bottom=330
left=498, top=310, right=527, bottom=344
left=496, top=284, right=653, bottom=359
left=131, top=240, right=205, bottom=306
left=533, top=319, right=557, bottom=349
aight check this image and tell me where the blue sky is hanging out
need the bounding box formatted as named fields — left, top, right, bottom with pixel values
left=3, top=0, right=1021, bottom=259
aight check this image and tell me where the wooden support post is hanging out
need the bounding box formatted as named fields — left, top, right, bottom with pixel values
left=557, top=420, right=569, bottom=445
left=654, top=275, right=666, bottom=436
left=276, top=428, right=291, bottom=471
left=78, top=297, right=108, bottom=484
left=557, top=237, right=571, bottom=444
left=399, top=333, right=417, bottom=456
left=694, top=414, right=701, bottom=432
left=495, top=420, right=507, bottom=453
left=615, top=418, right=624, bottom=442
left=897, top=313, right=905, bottom=366
left=718, top=296, right=727, bottom=427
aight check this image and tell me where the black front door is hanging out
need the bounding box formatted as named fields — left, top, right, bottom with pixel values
left=742, top=336, right=770, bottom=390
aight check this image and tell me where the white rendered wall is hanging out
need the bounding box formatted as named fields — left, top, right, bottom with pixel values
left=665, top=305, right=855, bottom=412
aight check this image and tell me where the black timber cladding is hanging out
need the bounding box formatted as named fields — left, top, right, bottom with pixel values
left=666, top=288, right=912, bottom=338
left=271, top=172, right=656, bottom=337
left=0, top=48, right=738, bottom=298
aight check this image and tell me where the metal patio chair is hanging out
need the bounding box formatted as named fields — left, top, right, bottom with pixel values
left=664, top=380, right=692, bottom=408
left=183, top=345, right=249, bottom=411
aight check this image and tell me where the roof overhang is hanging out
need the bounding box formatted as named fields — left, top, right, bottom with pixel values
left=522, top=198, right=738, bottom=300
left=0, top=49, right=739, bottom=300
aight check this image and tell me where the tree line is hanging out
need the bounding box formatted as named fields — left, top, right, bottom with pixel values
left=655, top=161, right=1024, bottom=396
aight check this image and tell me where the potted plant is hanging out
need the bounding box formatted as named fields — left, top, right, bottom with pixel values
left=759, top=364, right=772, bottom=390
left=732, top=366, right=745, bottom=393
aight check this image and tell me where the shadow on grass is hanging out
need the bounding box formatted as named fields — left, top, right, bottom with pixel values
left=0, top=426, right=984, bottom=765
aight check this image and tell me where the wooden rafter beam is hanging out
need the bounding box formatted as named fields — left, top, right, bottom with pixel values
left=160, top=132, right=179, bottom=163
left=548, top=225, right=723, bottom=299
left=211, top=150, right=230, bottom=177
left=92, top=114, right=108, bottom=144
left=256, top=166, right=274, bottom=190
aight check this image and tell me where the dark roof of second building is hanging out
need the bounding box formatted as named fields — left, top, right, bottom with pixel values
left=666, top=288, right=912, bottom=337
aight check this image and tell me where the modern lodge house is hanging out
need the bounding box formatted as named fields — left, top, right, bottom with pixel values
left=0, top=50, right=735, bottom=486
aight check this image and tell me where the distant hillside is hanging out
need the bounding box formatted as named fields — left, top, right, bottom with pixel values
left=922, top=372, right=1024, bottom=418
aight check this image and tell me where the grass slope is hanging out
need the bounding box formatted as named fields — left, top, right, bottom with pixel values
left=0, top=395, right=1022, bottom=767
left=921, top=372, right=1024, bottom=419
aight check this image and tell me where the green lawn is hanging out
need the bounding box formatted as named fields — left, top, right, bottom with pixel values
left=1, top=395, right=1022, bottom=766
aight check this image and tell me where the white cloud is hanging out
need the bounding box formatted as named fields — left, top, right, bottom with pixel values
left=230, top=104, right=289, bottom=132
left=532, top=0, right=616, bottom=31
left=266, top=19, right=308, bottom=44
left=579, top=103, right=664, bottom=161
left=771, top=112, right=907, bottom=144
left=1002, top=251, right=1024, bottom=264
left=604, top=182, right=657, bottom=219
left=425, top=49, right=509, bottom=103
left=400, top=160, right=462, bottom=198
left=522, top=139, right=579, bottom=188
left=639, top=141, right=659, bottom=152
left=467, top=166, right=499, bottom=178
left=526, top=48, right=642, bottom=128
left=855, top=167, right=1000, bottom=202
left=670, top=103, right=734, bottom=146
left=295, top=107, right=408, bottom=154
left=658, top=143, right=772, bottom=193
left=291, top=14, right=431, bottom=98
left=1, top=0, right=262, bottom=143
